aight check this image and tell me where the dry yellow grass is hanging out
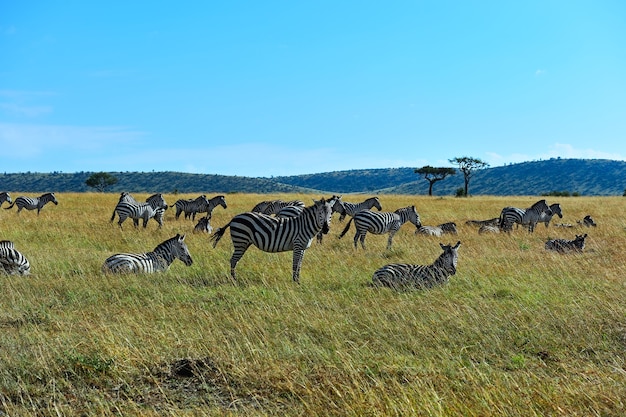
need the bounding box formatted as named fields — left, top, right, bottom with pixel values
left=1, top=192, right=625, bottom=416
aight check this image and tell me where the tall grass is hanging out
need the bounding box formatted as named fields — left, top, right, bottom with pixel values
left=1, top=193, right=625, bottom=416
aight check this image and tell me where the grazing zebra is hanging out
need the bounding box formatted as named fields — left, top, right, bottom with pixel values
left=0, top=192, right=12, bottom=207
left=338, top=206, right=422, bottom=250
left=102, top=234, right=193, bottom=273
left=0, top=240, right=31, bottom=275
left=338, top=197, right=383, bottom=222
left=416, top=226, right=443, bottom=237
left=536, top=203, right=564, bottom=228
left=4, top=192, right=58, bottom=215
left=251, top=200, right=306, bottom=215
left=210, top=198, right=333, bottom=283
left=465, top=218, right=499, bottom=227
left=498, top=199, right=553, bottom=233
left=372, top=241, right=461, bottom=290
left=111, top=193, right=168, bottom=229
left=545, top=234, right=587, bottom=253
left=193, top=215, right=213, bottom=234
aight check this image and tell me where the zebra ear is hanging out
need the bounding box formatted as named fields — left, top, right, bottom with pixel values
left=180, top=234, right=186, bottom=241
left=454, top=241, right=461, bottom=249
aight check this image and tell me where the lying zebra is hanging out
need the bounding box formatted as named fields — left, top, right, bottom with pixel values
left=545, top=234, right=587, bottom=253
left=416, top=222, right=458, bottom=237
left=0, top=240, right=31, bottom=275
left=102, top=234, right=193, bottom=274
left=465, top=218, right=499, bottom=227
left=193, top=215, right=213, bottom=234
left=372, top=241, right=461, bottom=290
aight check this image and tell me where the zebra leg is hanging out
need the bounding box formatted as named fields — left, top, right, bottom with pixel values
left=386, top=229, right=399, bottom=250
left=292, top=248, right=305, bottom=283
left=316, top=231, right=324, bottom=244
left=175, top=208, right=182, bottom=220
left=357, top=232, right=367, bottom=249
left=229, top=243, right=251, bottom=281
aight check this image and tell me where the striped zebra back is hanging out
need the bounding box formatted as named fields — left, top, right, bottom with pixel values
left=0, top=240, right=31, bottom=275
left=102, top=234, right=193, bottom=273
left=372, top=241, right=461, bottom=289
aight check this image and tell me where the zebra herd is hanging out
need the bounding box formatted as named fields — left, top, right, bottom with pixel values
left=1, top=192, right=596, bottom=291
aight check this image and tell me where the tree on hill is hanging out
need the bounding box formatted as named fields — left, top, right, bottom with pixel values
left=85, top=172, right=118, bottom=192
left=415, top=166, right=456, bottom=196
left=449, top=156, right=489, bottom=197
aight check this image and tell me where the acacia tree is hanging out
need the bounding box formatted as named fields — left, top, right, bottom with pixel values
left=448, top=157, right=489, bottom=197
left=85, top=172, right=118, bottom=192
left=415, top=166, right=456, bottom=196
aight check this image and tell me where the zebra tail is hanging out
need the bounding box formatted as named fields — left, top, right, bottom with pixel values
left=4, top=202, right=15, bottom=210
left=338, top=217, right=354, bottom=239
left=210, top=222, right=231, bottom=248
left=110, top=210, right=117, bottom=222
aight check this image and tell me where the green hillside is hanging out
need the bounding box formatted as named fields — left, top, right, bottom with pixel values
left=1, top=158, right=626, bottom=196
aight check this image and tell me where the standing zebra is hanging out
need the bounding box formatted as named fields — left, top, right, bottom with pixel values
left=372, top=241, right=461, bottom=290
left=536, top=203, right=563, bottom=228
left=102, top=234, right=193, bottom=273
left=545, top=233, right=587, bottom=253
left=0, top=192, right=12, bottom=207
left=498, top=199, right=552, bottom=233
left=251, top=200, right=306, bottom=215
left=338, top=197, right=383, bottom=222
left=111, top=193, right=168, bottom=229
left=171, top=195, right=208, bottom=219
left=0, top=240, right=31, bottom=275
left=210, top=198, right=333, bottom=283
left=190, top=195, right=227, bottom=221
left=338, top=206, right=422, bottom=250
left=4, top=192, right=58, bottom=215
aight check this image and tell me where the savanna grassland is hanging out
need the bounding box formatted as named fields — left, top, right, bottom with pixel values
left=1, top=192, right=625, bottom=416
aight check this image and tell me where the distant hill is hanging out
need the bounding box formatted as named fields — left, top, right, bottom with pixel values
left=1, top=159, right=626, bottom=196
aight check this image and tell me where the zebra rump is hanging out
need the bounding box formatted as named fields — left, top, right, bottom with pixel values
left=102, top=234, right=193, bottom=274
left=372, top=241, right=461, bottom=290
left=0, top=240, right=31, bottom=275
left=545, top=234, right=587, bottom=253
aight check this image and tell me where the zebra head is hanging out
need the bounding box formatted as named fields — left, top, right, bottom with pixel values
left=437, top=241, right=461, bottom=276
left=371, top=197, right=382, bottom=211
left=574, top=233, right=588, bottom=250
left=550, top=203, right=563, bottom=218
left=327, top=195, right=345, bottom=216
left=0, top=192, right=12, bottom=205
left=396, top=205, right=422, bottom=229
left=213, top=195, right=228, bottom=209
left=172, top=234, right=193, bottom=266
left=147, top=193, right=168, bottom=210
left=45, top=192, right=59, bottom=205
left=312, top=198, right=333, bottom=235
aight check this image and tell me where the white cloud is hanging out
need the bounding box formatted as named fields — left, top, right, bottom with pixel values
left=486, top=143, right=626, bottom=167
left=535, top=69, right=546, bottom=76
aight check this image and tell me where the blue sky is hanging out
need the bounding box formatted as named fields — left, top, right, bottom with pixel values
left=1, top=1, right=625, bottom=177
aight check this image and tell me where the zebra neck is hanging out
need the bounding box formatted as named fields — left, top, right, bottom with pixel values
left=151, top=247, right=175, bottom=267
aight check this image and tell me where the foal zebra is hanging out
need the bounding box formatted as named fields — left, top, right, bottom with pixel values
left=0, top=240, right=31, bottom=275
left=0, top=192, right=12, bottom=207
left=210, top=198, right=333, bottom=283
left=5, top=192, right=58, bottom=215
left=499, top=199, right=552, bottom=233
left=338, top=206, right=422, bottom=250
left=372, top=241, right=461, bottom=290
left=111, top=193, right=168, bottom=229
left=545, top=234, right=587, bottom=253
left=338, top=197, right=382, bottom=222
left=102, top=234, right=193, bottom=273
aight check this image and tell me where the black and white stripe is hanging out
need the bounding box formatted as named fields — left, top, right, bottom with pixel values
left=111, top=193, right=168, bottom=229
left=251, top=200, right=306, bottom=215
left=193, top=214, right=213, bottom=234
left=0, top=240, right=31, bottom=275
left=102, top=234, right=193, bottom=273
left=545, top=233, right=587, bottom=253
left=338, top=206, right=422, bottom=250
left=0, top=192, right=12, bottom=207
left=210, top=198, right=333, bottom=283
left=171, top=195, right=227, bottom=220
left=499, top=199, right=552, bottom=232
left=372, top=241, right=461, bottom=290
left=537, top=203, right=563, bottom=228
left=337, top=197, right=382, bottom=222
left=4, top=192, right=58, bottom=215
left=465, top=218, right=499, bottom=228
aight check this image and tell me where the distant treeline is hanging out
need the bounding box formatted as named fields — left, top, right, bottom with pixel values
left=2, top=158, right=626, bottom=196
